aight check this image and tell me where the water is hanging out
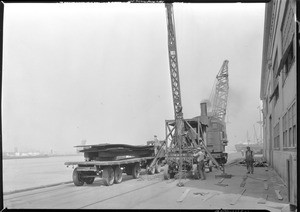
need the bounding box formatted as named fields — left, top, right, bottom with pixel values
left=3, top=152, right=244, bottom=193
left=3, top=155, right=83, bottom=193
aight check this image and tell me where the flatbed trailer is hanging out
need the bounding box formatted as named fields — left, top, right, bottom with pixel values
left=65, top=156, right=164, bottom=186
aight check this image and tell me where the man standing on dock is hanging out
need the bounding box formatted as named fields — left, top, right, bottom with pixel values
left=245, top=146, right=254, bottom=174
left=193, top=147, right=206, bottom=180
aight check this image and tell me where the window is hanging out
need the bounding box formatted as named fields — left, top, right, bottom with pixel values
left=290, top=102, right=296, bottom=147
left=273, top=50, right=278, bottom=88
left=285, top=43, right=294, bottom=72
left=266, top=97, right=268, bottom=114
left=273, top=50, right=278, bottom=73
left=283, top=113, right=288, bottom=147
left=292, top=103, right=296, bottom=147
left=282, top=41, right=295, bottom=83
left=274, top=86, right=279, bottom=104
left=284, top=102, right=297, bottom=148
left=279, top=0, right=295, bottom=82
left=273, top=122, right=280, bottom=149
left=270, top=50, right=279, bottom=106
left=270, top=85, right=279, bottom=106
left=281, top=0, right=295, bottom=51
left=288, top=106, right=292, bottom=146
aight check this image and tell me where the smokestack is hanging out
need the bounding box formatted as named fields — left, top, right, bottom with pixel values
left=200, top=102, right=207, bottom=116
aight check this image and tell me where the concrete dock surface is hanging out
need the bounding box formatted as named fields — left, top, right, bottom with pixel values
left=3, top=153, right=291, bottom=210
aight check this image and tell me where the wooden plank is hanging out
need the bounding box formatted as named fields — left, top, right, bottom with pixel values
left=264, top=182, right=268, bottom=190
left=218, top=178, right=225, bottom=183
left=230, top=189, right=246, bottom=205
left=275, top=190, right=283, bottom=200
left=257, top=194, right=268, bottom=204
left=240, top=178, right=247, bottom=187
left=193, top=192, right=209, bottom=196
left=215, top=183, right=228, bottom=187
left=248, top=176, right=267, bottom=181
left=203, top=192, right=218, bottom=202
left=177, top=189, right=191, bottom=202
left=256, top=177, right=267, bottom=181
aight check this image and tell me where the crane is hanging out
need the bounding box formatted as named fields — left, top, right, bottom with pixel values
left=201, top=60, right=230, bottom=165
left=210, top=60, right=229, bottom=122
left=165, top=3, right=185, bottom=185
left=163, top=4, right=229, bottom=184
left=165, top=3, right=184, bottom=142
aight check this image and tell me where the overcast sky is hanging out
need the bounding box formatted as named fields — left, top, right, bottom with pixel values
left=2, top=3, right=265, bottom=154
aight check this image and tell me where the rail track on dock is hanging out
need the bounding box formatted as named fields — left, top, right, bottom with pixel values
left=3, top=173, right=169, bottom=209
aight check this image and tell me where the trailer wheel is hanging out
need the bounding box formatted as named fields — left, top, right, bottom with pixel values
left=132, top=163, right=141, bottom=179
left=102, top=166, right=114, bottom=186
left=73, top=168, right=84, bottom=186
left=114, top=166, right=123, bottom=184
left=84, top=177, right=95, bottom=185
left=163, top=164, right=170, bottom=180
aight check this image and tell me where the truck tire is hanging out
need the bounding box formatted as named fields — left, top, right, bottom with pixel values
left=163, top=164, right=170, bottom=180
left=102, top=166, right=114, bottom=186
left=84, top=177, right=95, bottom=185
left=73, top=168, right=84, bottom=186
left=114, top=166, right=123, bottom=184
left=132, top=163, right=141, bottom=179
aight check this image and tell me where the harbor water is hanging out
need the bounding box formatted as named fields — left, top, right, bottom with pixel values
left=3, top=151, right=242, bottom=194
left=3, top=155, right=83, bottom=193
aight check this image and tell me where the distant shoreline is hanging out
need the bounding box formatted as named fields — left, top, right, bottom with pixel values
left=2, top=154, right=82, bottom=160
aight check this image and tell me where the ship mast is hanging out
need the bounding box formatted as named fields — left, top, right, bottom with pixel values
left=257, top=105, right=263, bottom=143
left=246, top=131, right=250, bottom=146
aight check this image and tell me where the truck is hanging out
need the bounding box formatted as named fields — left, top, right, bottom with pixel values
left=64, top=143, right=165, bottom=186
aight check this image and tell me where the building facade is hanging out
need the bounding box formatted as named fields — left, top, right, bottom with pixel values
left=260, top=0, right=297, bottom=206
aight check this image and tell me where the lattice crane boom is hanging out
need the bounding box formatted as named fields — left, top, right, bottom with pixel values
left=165, top=3, right=183, bottom=120
left=165, top=3, right=185, bottom=184
left=165, top=3, right=185, bottom=148
left=211, top=60, right=229, bottom=122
